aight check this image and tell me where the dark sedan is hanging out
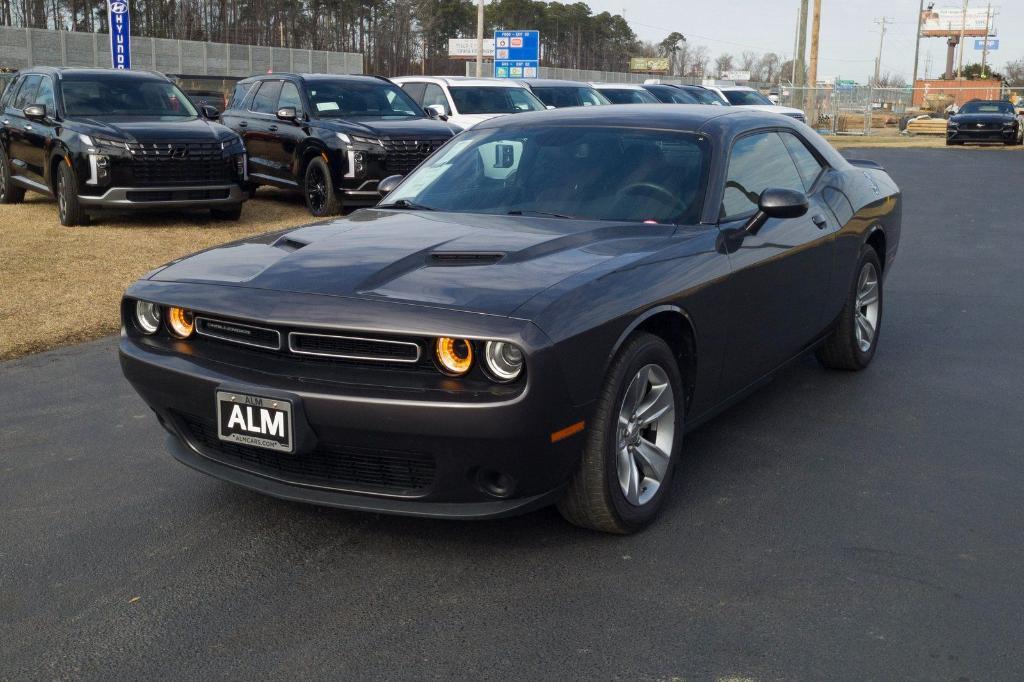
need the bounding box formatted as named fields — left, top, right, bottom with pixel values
left=947, top=100, right=1023, bottom=145
left=120, top=105, right=901, bottom=533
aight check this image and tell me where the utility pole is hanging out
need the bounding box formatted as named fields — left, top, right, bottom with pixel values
left=791, top=6, right=801, bottom=84
left=796, top=0, right=809, bottom=87
left=475, top=0, right=485, bottom=77
left=956, top=0, right=968, bottom=79
left=873, top=17, right=893, bottom=85
left=911, top=0, right=925, bottom=87
left=980, top=4, right=992, bottom=77
left=804, top=0, right=821, bottom=112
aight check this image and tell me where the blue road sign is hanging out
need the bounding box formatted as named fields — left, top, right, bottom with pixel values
left=493, top=30, right=539, bottom=79
left=108, top=0, right=131, bottom=69
left=974, top=38, right=998, bottom=51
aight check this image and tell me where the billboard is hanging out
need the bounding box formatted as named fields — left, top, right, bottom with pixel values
left=974, top=38, right=999, bottom=50
left=630, top=57, right=670, bottom=73
left=107, top=0, right=131, bottom=69
left=448, top=38, right=494, bottom=59
left=493, top=30, right=539, bottom=79
left=721, top=70, right=751, bottom=81
left=920, top=7, right=992, bottom=38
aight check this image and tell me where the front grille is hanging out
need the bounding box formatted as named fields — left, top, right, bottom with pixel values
left=125, top=189, right=231, bottom=202
left=178, top=413, right=436, bottom=495
left=289, top=333, right=421, bottom=363
left=382, top=137, right=448, bottom=175
left=127, top=141, right=233, bottom=186
left=196, top=317, right=281, bottom=350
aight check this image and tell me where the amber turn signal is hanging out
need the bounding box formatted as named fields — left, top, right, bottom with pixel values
left=435, top=337, right=473, bottom=375
left=167, top=306, right=195, bottom=338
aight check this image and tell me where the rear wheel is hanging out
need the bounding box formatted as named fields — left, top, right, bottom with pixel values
left=303, top=157, right=342, bottom=216
left=816, top=246, right=883, bottom=371
left=56, top=161, right=88, bottom=226
left=0, top=145, right=26, bottom=204
left=558, top=332, right=684, bottom=534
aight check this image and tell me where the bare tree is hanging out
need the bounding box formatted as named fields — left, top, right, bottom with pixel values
left=714, top=52, right=734, bottom=78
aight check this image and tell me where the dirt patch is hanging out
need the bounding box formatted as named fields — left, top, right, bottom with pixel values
left=0, top=189, right=313, bottom=360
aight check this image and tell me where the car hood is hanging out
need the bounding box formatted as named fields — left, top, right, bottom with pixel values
left=149, top=210, right=675, bottom=317
left=69, top=116, right=233, bottom=142
left=315, top=117, right=458, bottom=138
left=449, top=113, right=506, bottom=129
left=951, top=113, right=1016, bottom=124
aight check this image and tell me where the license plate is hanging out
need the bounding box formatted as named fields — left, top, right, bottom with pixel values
left=216, top=390, right=293, bottom=453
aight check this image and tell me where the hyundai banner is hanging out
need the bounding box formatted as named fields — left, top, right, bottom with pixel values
left=108, top=0, right=131, bottom=69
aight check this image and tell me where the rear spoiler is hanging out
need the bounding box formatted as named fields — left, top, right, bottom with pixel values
left=846, top=158, right=886, bottom=171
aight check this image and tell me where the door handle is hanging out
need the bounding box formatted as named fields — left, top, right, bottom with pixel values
left=268, top=125, right=278, bottom=132
left=238, top=121, right=248, bottom=127
left=811, top=214, right=828, bottom=229
left=24, top=124, right=32, bottom=130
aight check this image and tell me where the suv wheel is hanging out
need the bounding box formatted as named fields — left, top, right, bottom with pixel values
left=303, top=157, right=342, bottom=216
left=56, top=161, right=88, bottom=226
left=557, top=332, right=684, bottom=534
left=0, top=146, right=26, bottom=204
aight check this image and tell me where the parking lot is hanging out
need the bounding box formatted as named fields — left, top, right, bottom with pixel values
left=2, top=148, right=1023, bottom=679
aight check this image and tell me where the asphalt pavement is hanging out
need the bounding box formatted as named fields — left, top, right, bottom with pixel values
left=2, top=148, right=1023, bottom=680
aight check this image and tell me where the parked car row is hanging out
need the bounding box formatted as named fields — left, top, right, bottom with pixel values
left=1, top=67, right=810, bottom=226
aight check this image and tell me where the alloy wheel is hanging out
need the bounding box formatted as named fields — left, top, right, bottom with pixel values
left=57, top=173, right=67, bottom=220
left=306, top=166, right=327, bottom=213
left=854, top=261, right=880, bottom=352
left=0, top=166, right=6, bottom=199
left=616, top=364, right=676, bottom=506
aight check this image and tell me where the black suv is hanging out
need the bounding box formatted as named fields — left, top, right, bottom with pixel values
left=221, top=73, right=457, bottom=216
left=0, top=68, right=248, bottom=226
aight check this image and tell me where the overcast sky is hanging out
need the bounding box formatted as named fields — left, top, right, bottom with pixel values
left=586, top=0, right=1021, bottom=83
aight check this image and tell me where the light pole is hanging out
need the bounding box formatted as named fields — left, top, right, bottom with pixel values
left=911, top=0, right=925, bottom=87
left=476, top=0, right=485, bottom=77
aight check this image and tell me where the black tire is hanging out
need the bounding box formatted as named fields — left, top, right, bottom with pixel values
left=816, top=245, right=883, bottom=371
left=557, top=332, right=685, bottom=534
left=56, top=161, right=88, bottom=226
left=303, top=157, right=342, bottom=216
left=241, top=182, right=259, bottom=200
left=0, top=145, right=26, bottom=204
left=210, top=204, right=243, bottom=220
left=945, top=139, right=961, bottom=146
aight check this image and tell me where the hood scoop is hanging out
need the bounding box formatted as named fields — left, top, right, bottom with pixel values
left=274, top=236, right=310, bottom=253
left=429, top=252, right=505, bottom=266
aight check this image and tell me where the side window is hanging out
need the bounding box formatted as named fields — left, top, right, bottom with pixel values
left=422, top=84, right=450, bottom=115
left=780, top=132, right=825, bottom=192
left=278, top=82, right=303, bottom=115
left=250, top=80, right=282, bottom=114
left=228, top=82, right=254, bottom=110
left=721, top=132, right=805, bottom=220
left=400, top=82, right=426, bottom=104
left=35, top=76, right=55, bottom=111
left=13, top=75, right=41, bottom=111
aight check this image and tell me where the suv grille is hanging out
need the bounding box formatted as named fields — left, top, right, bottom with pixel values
left=127, top=141, right=232, bottom=186
left=382, top=137, right=448, bottom=175
left=177, top=413, right=437, bottom=495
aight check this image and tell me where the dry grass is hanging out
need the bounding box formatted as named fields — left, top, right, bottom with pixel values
left=0, top=189, right=313, bottom=360
left=825, top=135, right=1024, bottom=150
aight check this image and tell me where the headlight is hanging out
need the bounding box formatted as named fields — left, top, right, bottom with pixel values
left=483, top=341, right=524, bottom=382
left=80, top=134, right=127, bottom=150
left=435, top=337, right=473, bottom=376
left=167, top=306, right=195, bottom=338
left=221, top=136, right=244, bottom=151
left=134, top=300, right=161, bottom=334
left=336, top=132, right=382, bottom=147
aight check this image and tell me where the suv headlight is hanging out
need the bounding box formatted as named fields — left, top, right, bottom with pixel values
left=336, top=132, right=383, bottom=147
left=80, top=133, right=128, bottom=151
left=221, top=136, right=244, bottom=152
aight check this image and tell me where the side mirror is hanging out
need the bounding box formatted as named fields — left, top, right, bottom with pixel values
left=23, top=104, right=46, bottom=120
left=276, top=106, right=298, bottom=121
left=744, top=188, right=808, bottom=235
left=200, top=104, right=220, bottom=120
left=545, top=105, right=556, bottom=110
left=378, top=174, right=404, bottom=196
left=425, top=104, right=448, bottom=120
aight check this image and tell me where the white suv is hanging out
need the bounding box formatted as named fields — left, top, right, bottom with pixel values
left=391, top=76, right=546, bottom=130
left=704, top=85, right=807, bottom=123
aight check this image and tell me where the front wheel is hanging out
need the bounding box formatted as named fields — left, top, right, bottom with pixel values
left=56, top=161, right=88, bottom=226
left=0, top=145, right=26, bottom=204
left=816, top=246, right=883, bottom=370
left=303, top=157, right=342, bottom=216
left=558, top=332, right=684, bottom=534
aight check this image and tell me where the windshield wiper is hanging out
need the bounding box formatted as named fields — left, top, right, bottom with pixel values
left=378, top=199, right=436, bottom=211
left=506, top=209, right=575, bottom=219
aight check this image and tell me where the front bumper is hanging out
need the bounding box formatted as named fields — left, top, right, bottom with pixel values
left=947, top=127, right=1018, bottom=143
left=78, top=184, right=245, bottom=209
left=119, top=320, right=589, bottom=519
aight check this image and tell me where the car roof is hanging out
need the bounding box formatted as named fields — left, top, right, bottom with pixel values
left=238, top=73, right=392, bottom=85
left=473, top=102, right=749, bottom=132
left=392, top=76, right=529, bottom=88
left=719, top=85, right=756, bottom=92
left=20, top=67, right=169, bottom=81
left=518, top=79, right=594, bottom=88
left=590, top=82, right=647, bottom=90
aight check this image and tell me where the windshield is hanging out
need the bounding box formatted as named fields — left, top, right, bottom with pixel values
left=306, top=80, right=422, bottom=119
left=686, top=88, right=727, bottom=105
left=449, top=86, right=545, bottom=114
left=959, top=101, right=1014, bottom=115
left=531, top=86, right=608, bottom=108
left=599, top=88, right=661, bottom=105
left=385, top=125, right=710, bottom=224
left=723, top=89, right=773, bottom=106
left=61, top=77, right=198, bottom=117
left=647, top=86, right=697, bottom=104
